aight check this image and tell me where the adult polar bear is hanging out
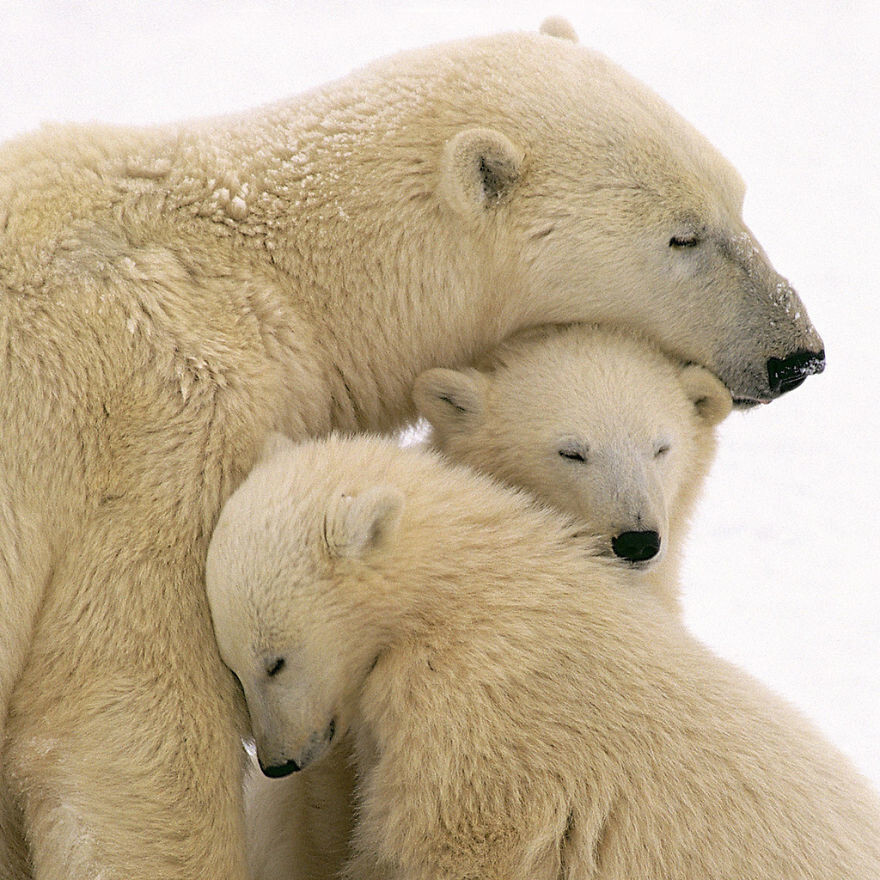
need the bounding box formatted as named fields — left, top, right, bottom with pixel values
left=0, top=19, right=823, bottom=880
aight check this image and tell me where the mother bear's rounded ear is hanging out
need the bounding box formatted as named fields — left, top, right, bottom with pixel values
left=440, top=128, right=524, bottom=218
left=679, top=364, right=733, bottom=427
left=539, top=16, right=579, bottom=42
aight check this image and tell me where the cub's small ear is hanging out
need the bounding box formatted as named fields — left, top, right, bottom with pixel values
left=324, top=486, right=404, bottom=559
left=679, top=365, right=733, bottom=427
left=412, top=368, right=488, bottom=436
left=258, top=431, right=293, bottom=464
left=539, top=16, right=579, bottom=42
left=440, top=128, right=524, bottom=218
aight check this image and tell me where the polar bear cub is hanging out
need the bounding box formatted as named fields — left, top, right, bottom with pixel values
left=414, top=324, right=732, bottom=611
left=208, top=433, right=880, bottom=880
left=243, top=326, right=729, bottom=878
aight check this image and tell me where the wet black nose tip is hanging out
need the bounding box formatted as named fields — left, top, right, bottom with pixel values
left=767, top=349, right=825, bottom=395
left=259, top=758, right=301, bottom=779
left=611, top=530, right=661, bottom=563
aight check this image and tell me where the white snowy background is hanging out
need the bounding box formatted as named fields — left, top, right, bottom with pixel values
left=2, top=1, right=877, bottom=789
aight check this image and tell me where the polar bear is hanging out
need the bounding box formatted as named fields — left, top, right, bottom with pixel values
left=208, top=433, right=880, bottom=880
left=0, top=19, right=824, bottom=877
left=243, top=325, right=732, bottom=879
left=413, top=324, right=732, bottom=612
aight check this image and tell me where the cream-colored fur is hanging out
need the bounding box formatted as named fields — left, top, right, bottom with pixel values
left=1, top=19, right=823, bottom=877
left=414, top=324, right=732, bottom=613
left=209, top=433, right=880, bottom=880
left=244, top=324, right=730, bottom=877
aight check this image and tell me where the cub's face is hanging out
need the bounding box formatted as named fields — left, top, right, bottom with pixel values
left=206, top=445, right=403, bottom=778
left=414, top=328, right=731, bottom=569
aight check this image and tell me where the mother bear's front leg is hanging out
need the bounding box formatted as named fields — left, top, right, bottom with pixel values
left=4, top=511, right=252, bottom=880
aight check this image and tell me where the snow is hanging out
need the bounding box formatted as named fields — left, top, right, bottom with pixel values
left=2, top=0, right=877, bottom=789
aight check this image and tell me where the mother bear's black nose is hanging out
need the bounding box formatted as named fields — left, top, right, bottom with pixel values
left=767, top=349, right=825, bottom=396
left=612, top=531, right=661, bottom=563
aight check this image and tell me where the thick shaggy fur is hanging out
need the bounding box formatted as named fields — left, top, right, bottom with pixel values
left=209, top=434, right=880, bottom=880
left=1, top=21, right=821, bottom=877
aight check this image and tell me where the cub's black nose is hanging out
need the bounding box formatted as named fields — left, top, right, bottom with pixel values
left=259, top=758, right=301, bottom=779
left=767, top=349, right=825, bottom=396
left=612, top=530, right=661, bottom=563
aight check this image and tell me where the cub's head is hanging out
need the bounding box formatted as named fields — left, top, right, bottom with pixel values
left=413, top=325, right=731, bottom=570
left=431, top=23, right=824, bottom=403
left=206, top=434, right=403, bottom=778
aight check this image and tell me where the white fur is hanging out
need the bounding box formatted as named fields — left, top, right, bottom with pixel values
left=209, top=434, right=880, bottom=880
left=414, top=324, right=732, bottom=611
left=1, top=23, right=821, bottom=876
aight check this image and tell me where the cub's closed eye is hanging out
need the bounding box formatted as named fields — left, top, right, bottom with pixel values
left=669, top=234, right=700, bottom=248
left=654, top=444, right=671, bottom=458
left=266, top=657, right=285, bottom=678
left=558, top=448, right=587, bottom=462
